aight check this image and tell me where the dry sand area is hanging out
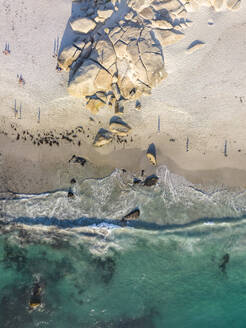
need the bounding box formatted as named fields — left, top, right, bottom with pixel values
left=0, top=0, right=246, bottom=193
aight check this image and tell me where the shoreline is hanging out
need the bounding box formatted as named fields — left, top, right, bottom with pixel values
left=1, top=121, right=246, bottom=194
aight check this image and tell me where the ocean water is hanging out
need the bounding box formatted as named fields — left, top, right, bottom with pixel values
left=1, top=166, right=246, bottom=328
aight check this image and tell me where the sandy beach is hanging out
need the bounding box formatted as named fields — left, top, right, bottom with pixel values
left=0, top=0, right=246, bottom=193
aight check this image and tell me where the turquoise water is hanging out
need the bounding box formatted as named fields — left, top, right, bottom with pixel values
left=1, top=168, right=246, bottom=327
left=1, top=221, right=246, bottom=328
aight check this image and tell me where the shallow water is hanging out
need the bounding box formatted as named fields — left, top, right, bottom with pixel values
left=1, top=167, right=246, bottom=327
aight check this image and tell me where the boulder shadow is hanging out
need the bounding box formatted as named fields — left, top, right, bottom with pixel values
left=147, top=143, right=156, bottom=157
left=110, top=116, right=130, bottom=127
left=58, top=1, right=92, bottom=57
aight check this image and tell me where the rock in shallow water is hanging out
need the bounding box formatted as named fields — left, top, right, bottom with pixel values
left=122, top=209, right=140, bottom=221
left=144, top=175, right=159, bottom=186
left=68, top=190, right=75, bottom=198
left=133, top=177, right=142, bottom=184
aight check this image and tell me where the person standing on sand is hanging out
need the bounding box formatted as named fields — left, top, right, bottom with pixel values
left=2, top=42, right=10, bottom=55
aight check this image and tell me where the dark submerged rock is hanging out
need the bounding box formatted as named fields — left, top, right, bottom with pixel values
left=68, top=190, right=74, bottom=198
left=133, top=178, right=141, bottom=184
left=144, top=174, right=159, bottom=186
left=93, top=256, right=116, bottom=284
left=3, top=242, right=27, bottom=272
left=0, top=285, right=32, bottom=327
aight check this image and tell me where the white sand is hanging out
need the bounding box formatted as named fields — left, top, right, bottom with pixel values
left=0, top=0, right=246, bottom=192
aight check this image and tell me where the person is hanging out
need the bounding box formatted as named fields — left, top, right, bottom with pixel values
left=56, top=64, right=62, bottom=72
left=29, top=283, right=42, bottom=309
left=3, top=43, right=10, bottom=55
left=18, top=75, right=25, bottom=85
left=219, top=253, right=230, bottom=273
left=2, top=49, right=10, bottom=55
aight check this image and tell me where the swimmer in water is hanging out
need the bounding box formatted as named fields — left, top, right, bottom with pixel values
left=219, top=253, right=230, bottom=273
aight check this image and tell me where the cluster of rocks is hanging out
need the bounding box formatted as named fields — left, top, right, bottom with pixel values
left=133, top=173, right=159, bottom=186
left=93, top=116, right=131, bottom=147
left=56, top=0, right=241, bottom=153
left=58, top=0, right=187, bottom=115
left=58, top=0, right=240, bottom=117
left=9, top=124, right=85, bottom=147
left=120, top=173, right=159, bottom=222
left=5, top=122, right=134, bottom=151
